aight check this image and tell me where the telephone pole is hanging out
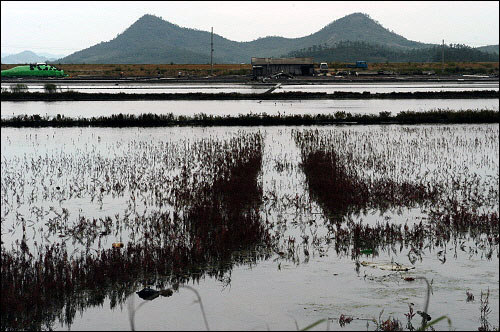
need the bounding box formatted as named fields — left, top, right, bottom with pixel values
left=441, top=39, right=445, bottom=75
left=210, top=27, right=214, bottom=76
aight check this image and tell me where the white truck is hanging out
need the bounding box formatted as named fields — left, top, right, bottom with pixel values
left=319, top=62, right=329, bottom=74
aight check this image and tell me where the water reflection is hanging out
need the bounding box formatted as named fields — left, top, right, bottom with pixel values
left=1, top=125, right=498, bottom=330
left=293, top=128, right=498, bottom=259
left=1, top=131, right=272, bottom=330
left=2, top=82, right=498, bottom=94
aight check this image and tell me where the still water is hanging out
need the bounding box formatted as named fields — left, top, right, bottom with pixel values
left=1, top=81, right=498, bottom=94
left=1, top=122, right=498, bottom=331
left=1, top=98, right=499, bottom=119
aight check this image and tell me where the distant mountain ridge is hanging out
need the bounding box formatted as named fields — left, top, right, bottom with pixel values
left=1, top=50, right=65, bottom=64
left=58, top=13, right=438, bottom=64
left=476, top=45, right=499, bottom=55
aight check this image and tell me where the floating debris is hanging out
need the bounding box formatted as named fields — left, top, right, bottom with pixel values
left=466, top=290, right=475, bottom=302
left=360, top=261, right=415, bottom=271
left=160, top=289, right=174, bottom=297
left=136, top=287, right=159, bottom=300
left=417, top=310, right=432, bottom=322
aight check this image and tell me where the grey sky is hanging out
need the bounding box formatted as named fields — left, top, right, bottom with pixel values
left=1, top=1, right=499, bottom=56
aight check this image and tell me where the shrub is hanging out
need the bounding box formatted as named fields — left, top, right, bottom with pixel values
left=10, top=83, right=28, bottom=93
left=44, top=83, right=58, bottom=94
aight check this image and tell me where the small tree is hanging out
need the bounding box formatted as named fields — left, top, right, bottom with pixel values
left=44, top=83, right=58, bottom=93
left=10, top=83, right=28, bottom=93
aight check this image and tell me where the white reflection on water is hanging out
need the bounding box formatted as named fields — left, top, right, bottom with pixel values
left=1, top=98, right=499, bottom=120
left=1, top=81, right=498, bottom=94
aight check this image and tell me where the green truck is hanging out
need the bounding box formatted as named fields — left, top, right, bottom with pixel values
left=1, top=63, right=68, bottom=77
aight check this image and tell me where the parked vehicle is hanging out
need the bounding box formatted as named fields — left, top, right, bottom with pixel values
left=319, top=62, right=329, bottom=73
left=346, top=61, right=368, bottom=69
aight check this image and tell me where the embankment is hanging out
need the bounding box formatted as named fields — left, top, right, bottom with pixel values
left=1, top=90, right=498, bottom=101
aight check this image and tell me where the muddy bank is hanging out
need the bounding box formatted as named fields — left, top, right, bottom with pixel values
left=2, top=90, right=498, bottom=101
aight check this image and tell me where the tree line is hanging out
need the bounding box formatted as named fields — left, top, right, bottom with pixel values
left=285, top=41, right=499, bottom=63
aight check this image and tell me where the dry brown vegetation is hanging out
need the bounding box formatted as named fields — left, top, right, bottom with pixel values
left=2, top=62, right=498, bottom=77
left=1, top=63, right=252, bottom=77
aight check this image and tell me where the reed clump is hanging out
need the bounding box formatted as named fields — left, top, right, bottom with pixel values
left=1, top=109, right=498, bottom=127
left=292, top=128, right=498, bottom=258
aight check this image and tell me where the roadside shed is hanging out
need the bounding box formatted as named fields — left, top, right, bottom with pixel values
left=251, top=57, right=314, bottom=77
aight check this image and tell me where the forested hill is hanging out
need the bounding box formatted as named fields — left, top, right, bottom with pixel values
left=57, top=13, right=432, bottom=64
left=285, top=41, right=500, bottom=63
left=476, top=45, right=499, bottom=55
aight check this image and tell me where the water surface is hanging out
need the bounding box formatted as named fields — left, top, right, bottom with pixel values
left=2, top=81, right=498, bottom=94
left=2, top=124, right=498, bottom=331
left=1, top=98, right=498, bottom=120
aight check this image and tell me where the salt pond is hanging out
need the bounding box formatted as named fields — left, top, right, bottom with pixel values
left=1, top=81, right=498, bottom=94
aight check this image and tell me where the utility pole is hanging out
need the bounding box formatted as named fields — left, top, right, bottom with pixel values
left=210, top=27, right=214, bottom=76
left=441, top=39, right=445, bottom=75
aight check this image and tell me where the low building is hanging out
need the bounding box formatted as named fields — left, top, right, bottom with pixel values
left=251, top=57, right=314, bottom=77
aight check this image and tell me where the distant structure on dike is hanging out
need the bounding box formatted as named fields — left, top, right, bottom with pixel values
left=251, top=57, right=314, bottom=77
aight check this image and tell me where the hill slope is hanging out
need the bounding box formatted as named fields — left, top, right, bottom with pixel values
left=58, top=13, right=430, bottom=64
left=287, top=41, right=499, bottom=63
left=476, top=45, right=499, bottom=54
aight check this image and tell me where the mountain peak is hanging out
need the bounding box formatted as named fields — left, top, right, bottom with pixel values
left=125, top=13, right=181, bottom=34
left=343, top=12, right=371, bottom=19
left=317, top=12, right=422, bottom=48
left=323, top=12, right=381, bottom=30
left=17, top=50, right=38, bottom=55
left=136, top=14, right=162, bottom=22
left=1, top=50, right=54, bottom=64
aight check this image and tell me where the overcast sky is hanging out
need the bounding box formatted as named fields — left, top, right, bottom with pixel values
left=1, top=1, right=499, bottom=56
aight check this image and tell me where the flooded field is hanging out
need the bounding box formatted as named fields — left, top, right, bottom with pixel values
left=1, top=81, right=498, bottom=95
left=1, top=98, right=499, bottom=120
left=1, top=121, right=498, bottom=330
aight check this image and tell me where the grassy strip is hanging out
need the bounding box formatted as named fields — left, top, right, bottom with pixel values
left=1, top=109, right=498, bottom=127
left=1, top=90, right=498, bottom=101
